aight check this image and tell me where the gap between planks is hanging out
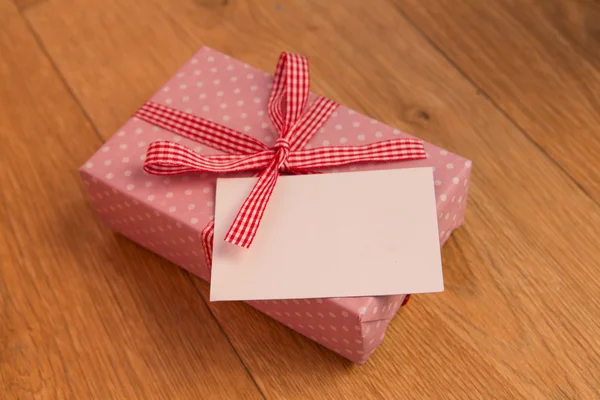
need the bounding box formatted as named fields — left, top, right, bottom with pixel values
left=10, top=3, right=268, bottom=398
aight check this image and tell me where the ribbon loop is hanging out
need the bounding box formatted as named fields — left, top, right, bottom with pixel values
left=268, top=53, right=310, bottom=135
left=137, top=51, right=428, bottom=250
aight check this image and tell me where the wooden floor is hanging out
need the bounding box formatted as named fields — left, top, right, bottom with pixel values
left=1, top=0, right=600, bottom=398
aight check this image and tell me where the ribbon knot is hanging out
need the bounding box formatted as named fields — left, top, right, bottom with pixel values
left=273, top=137, right=291, bottom=152
left=136, top=51, right=427, bottom=252
left=273, top=138, right=291, bottom=170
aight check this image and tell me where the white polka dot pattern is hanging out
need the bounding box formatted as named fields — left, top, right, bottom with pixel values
left=248, top=293, right=405, bottom=364
left=80, top=171, right=210, bottom=281
left=80, top=47, right=472, bottom=365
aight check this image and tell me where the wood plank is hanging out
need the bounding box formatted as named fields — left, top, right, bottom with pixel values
left=397, top=0, right=600, bottom=203
left=24, top=0, right=600, bottom=398
left=0, top=1, right=264, bottom=398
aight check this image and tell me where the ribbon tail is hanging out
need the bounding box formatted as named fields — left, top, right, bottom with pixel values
left=401, top=294, right=411, bottom=307
left=224, top=159, right=280, bottom=248
left=202, top=219, right=215, bottom=272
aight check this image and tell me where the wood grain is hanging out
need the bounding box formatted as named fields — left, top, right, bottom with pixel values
left=397, top=0, right=600, bottom=203
left=12, top=0, right=45, bottom=10
left=0, top=1, right=264, bottom=398
left=0, top=0, right=597, bottom=398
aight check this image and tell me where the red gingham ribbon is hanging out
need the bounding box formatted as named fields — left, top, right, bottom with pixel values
left=135, top=52, right=427, bottom=254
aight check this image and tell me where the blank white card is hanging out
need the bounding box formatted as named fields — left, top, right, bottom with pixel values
left=210, top=167, right=443, bottom=302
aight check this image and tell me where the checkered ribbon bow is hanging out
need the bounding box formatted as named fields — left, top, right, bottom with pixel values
left=135, top=52, right=427, bottom=252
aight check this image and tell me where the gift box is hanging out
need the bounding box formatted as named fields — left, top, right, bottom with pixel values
left=79, top=47, right=471, bottom=364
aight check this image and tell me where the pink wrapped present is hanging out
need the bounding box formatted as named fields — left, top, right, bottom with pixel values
left=80, top=47, right=471, bottom=364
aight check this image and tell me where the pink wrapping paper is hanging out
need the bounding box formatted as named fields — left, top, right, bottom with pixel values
left=80, top=47, right=472, bottom=364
